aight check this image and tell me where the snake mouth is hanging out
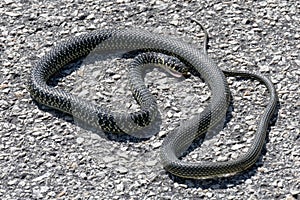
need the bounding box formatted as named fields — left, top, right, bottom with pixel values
left=163, top=65, right=186, bottom=78
left=164, top=66, right=191, bottom=78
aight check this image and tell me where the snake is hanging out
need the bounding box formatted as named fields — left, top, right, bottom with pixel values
left=27, top=19, right=277, bottom=179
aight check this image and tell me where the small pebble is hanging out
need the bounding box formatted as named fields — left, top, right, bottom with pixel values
left=116, top=166, right=128, bottom=174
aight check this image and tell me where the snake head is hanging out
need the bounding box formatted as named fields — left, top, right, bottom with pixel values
left=159, top=54, right=190, bottom=78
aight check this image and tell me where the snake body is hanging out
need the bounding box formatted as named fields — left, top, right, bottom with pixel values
left=28, top=28, right=277, bottom=178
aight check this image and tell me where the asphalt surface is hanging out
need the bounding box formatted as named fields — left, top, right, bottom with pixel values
left=0, top=0, right=299, bottom=199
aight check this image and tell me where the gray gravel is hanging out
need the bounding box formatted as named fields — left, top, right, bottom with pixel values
left=1, top=0, right=299, bottom=199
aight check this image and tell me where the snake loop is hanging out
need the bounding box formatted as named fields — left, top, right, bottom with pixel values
left=28, top=25, right=277, bottom=178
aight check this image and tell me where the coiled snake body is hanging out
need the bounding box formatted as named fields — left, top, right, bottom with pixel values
left=28, top=26, right=277, bottom=178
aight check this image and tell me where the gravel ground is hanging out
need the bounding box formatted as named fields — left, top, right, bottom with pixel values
left=1, top=0, right=299, bottom=199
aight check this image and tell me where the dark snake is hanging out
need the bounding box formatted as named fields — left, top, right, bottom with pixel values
left=27, top=20, right=277, bottom=179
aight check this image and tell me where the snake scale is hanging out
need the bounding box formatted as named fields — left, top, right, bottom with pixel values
left=27, top=22, right=277, bottom=179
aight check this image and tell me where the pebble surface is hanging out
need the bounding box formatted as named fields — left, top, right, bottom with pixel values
left=1, top=0, right=299, bottom=199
